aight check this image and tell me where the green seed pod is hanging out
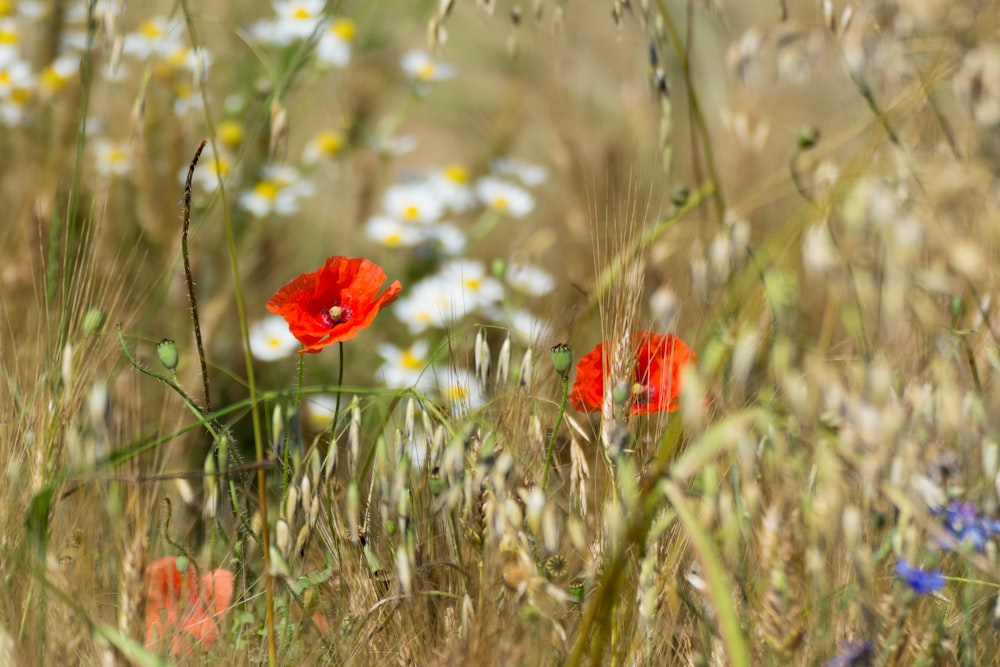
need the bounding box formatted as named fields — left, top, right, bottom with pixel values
left=82, top=308, right=105, bottom=336
left=550, top=343, right=573, bottom=378
left=156, top=339, right=179, bottom=372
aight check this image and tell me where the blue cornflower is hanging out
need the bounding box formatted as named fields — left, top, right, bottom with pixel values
left=895, top=559, right=946, bottom=595
left=939, top=500, right=994, bottom=551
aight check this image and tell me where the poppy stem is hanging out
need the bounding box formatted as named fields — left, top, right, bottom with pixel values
left=330, top=342, right=345, bottom=457
left=542, top=375, right=570, bottom=490
left=286, top=353, right=306, bottom=490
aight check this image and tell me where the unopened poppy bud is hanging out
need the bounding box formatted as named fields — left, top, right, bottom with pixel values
left=428, top=468, right=445, bottom=495
left=156, top=339, right=179, bottom=372
left=82, top=308, right=105, bottom=336
left=491, top=258, right=505, bottom=278
left=550, top=343, right=573, bottom=377
left=797, top=125, right=820, bottom=150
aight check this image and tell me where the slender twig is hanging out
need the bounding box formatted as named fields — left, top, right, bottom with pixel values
left=182, top=140, right=213, bottom=414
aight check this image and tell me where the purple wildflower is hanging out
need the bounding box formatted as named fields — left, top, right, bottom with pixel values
left=939, top=500, right=994, bottom=551
left=894, top=559, right=945, bottom=595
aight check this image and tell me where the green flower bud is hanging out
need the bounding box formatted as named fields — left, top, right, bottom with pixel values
left=82, top=308, right=105, bottom=336
left=550, top=343, right=573, bottom=378
left=175, top=555, right=190, bottom=573
left=156, top=339, right=179, bottom=372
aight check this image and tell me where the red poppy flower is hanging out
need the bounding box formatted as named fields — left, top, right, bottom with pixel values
left=267, top=256, right=402, bottom=353
left=144, top=556, right=234, bottom=655
left=569, top=331, right=695, bottom=415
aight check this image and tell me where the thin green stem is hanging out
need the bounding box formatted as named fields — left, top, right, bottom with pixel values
left=331, top=341, right=345, bottom=463
left=178, top=3, right=276, bottom=663
left=653, top=0, right=726, bottom=219
left=541, top=376, right=569, bottom=490
left=285, top=353, right=306, bottom=490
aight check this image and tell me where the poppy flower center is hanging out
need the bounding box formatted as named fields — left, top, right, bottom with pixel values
left=631, top=381, right=657, bottom=407
left=324, top=304, right=352, bottom=326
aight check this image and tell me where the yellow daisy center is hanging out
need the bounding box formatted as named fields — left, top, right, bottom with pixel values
left=140, top=20, right=163, bottom=38
left=332, top=18, right=356, bottom=41
left=317, top=130, right=344, bottom=155
left=402, top=204, right=420, bottom=220
left=217, top=120, right=245, bottom=148
left=402, top=350, right=422, bottom=370
left=106, top=147, right=127, bottom=164
left=443, top=164, right=468, bottom=183
left=492, top=197, right=508, bottom=211
left=255, top=181, right=279, bottom=200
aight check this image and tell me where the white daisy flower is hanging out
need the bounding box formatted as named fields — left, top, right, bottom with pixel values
left=0, top=18, right=20, bottom=63
left=38, top=55, right=79, bottom=97
left=239, top=164, right=314, bottom=218
left=507, top=308, right=553, bottom=344
left=428, top=164, right=476, bottom=213
left=490, top=157, right=548, bottom=186
left=376, top=340, right=434, bottom=390
left=421, top=223, right=466, bottom=256
left=0, top=94, right=29, bottom=127
left=0, top=58, right=34, bottom=99
left=164, top=45, right=213, bottom=83
left=437, top=259, right=504, bottom=310
left=365, top=215, right=425, bottom=248
left=475, top=176, right=535, bottom=217
left=505, top=263, right=555, bottom=296
left=394, top=275, right=468, bottom=334
left=304, top=394, right=338, bottom=432
left=93, top=138, right=132, bottom=178
left=124, top=16, right=183, bottom=60
left=302, top=128, right=346, bottom=164
left=252, top=0, right=328, bottom=46
left=249, top=315, right=300, bottom=361
left=401, top=50, right=454, bottom=82
left=382, top=182, right=445, bottom=224
left=437, top=367, right=483, bottom=417
left=316, top=17, right=355, bottom=68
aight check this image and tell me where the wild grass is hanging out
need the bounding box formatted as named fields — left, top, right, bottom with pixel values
left=3, top=0, right=1000, bottom=665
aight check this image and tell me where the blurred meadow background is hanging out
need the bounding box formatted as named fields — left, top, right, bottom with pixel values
left=4, top=0, right=1000, bottom=664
